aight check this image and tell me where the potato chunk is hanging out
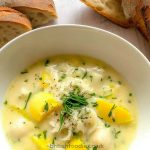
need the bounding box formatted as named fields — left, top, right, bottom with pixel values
left=66, top=137, right=87, bottom=150
left=28, top=92, right=61, bottom=122
left=32, top=133, right=52, bottom=150
left=96, top=100, right=132, bottom=124
left=40, top=72, right=51, bottom=89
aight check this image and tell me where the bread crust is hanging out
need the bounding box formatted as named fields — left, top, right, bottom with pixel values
left=0, top=6, right=32, bottom=30
left=1, top=0, right=57, bottom=17
left=122, top=0, right=150, bottom=40
left=142, top=6, right=150, bottom=39
left=81, top=0, right=130, bottom=28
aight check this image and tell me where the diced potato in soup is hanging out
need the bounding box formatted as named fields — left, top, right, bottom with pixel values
left=2, top=55, right=137, bottom=150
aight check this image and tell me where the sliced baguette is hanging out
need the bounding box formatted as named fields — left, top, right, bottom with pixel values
left=0, top=7, right=32, bottom=48
left=81, top=0, right=130, bottom=27
left=0, top=0, right=57, bottom=28
left=122, top=0, right=150, bottom=40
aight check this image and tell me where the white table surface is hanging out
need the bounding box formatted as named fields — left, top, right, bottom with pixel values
left=50, top=0, right=150, bottom=60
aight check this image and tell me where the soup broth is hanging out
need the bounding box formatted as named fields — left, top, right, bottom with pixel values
left=2, top=55, right=137, bottom=150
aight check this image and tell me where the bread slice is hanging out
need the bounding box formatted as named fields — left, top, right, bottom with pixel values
left=0, top=0, right=57, bottom=28
left=122, top=0, right=150, bottom=40
left=80, top=0, right=130, bottom=27
left=0, top=7, right=32, bottom=48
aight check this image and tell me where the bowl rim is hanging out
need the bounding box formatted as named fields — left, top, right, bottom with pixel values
left=0, top=24, right=150, bottom=150
left=0, top=24, right=150, bottom=66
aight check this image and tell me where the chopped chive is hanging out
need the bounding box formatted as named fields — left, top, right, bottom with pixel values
left=99, top=96, right=104, bottom=98
left=39, top=77, right=42, bottom=80
left=82, top=62, right=86, bottom=65
left=112, top=97, right=117, bottom=99
left=129, top=93, right=133, bottom=97
left=43, top=130, right=47, bottom=139
left=24, top=92, right=32, bottom=109
left=98, top=116, right=103, bottom=120
left=89, top=75, right=93, bottom=81
left=3, top=100, right=8, bottom=105
left=44, top=102, right=49, bottom=112
left=105, top=123, right=110, bottom=128
left=82, top=71, right=87, bottom=79
left=52, top=137, right=56, bottom=145
left=108, top=104, right=116, bottom=117
left=44, top=59, right=50, bottom=66
left=108, top=76, right=111, bottom=79
left=112, top=118, right=116, bottom=122
left=74, top=68, right=79, bottom=73
left=91, top=102, right=98, bottom=107
left=113, top=129, right=121, bottom=139
left=59, top=74, right=66, bottom=82
left=20, top=70, right=28, bottom=74
left=34, top=126, right=39, bottom=129
left=59, top=111, right=65, bottom=131
left=128, top=100, right=132, bottom=103
left=93, top=146, right=97, bottom=150
left=90, top=93, right=96, bottom=96
left=37, top=133, right=41, bottom=138
left=118, top=81, right=122, bottom=85
left=24, top=79, right=28, bottom=82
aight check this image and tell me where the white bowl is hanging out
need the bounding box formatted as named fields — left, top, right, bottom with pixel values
left=0, top=25, right=150, bottom=150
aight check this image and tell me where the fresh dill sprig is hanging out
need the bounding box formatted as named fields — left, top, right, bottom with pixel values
left=59, top=91, right=88, bottom=131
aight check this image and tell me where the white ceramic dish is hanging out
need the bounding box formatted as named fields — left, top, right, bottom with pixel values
left=0, top=25, right=149, bottom=150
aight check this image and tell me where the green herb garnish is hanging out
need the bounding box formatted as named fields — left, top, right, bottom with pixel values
left=113, top=129, right=121, bottom=139
left=44, top=102, right=49, bottom=112
left=99, top=96, right=104, bottom=98
left=89, top=75, right=93, bottom=81
left=91, top=102, right=98, bottom=107
left=24, top=79, right=28, bottom=82
left=105, top=123, right=110, bottom=128
left=3, top=100, right=8, bottom=105
left=52, top=137, right=56, bottom=145
left=93, top=146, right=97, bottom=150
left=20, top=70, right=28, bottom=74
left=59, top=74, right=66, bottom=82
left=112, top=97, right=117, bottom=99
left=129, top=93, right=133, bottom=97
left=118, top=81, right=122, bottom=85
left=82, top=62, right=86, bottom=65
left=39, top=77, right=42, bottom=80
left=108, top=104, right=117, bottom=117
left=82, top=71, right=87, bottom=79
left=59, top=91, right=88, bottom=130
left=43, top=130, right=47, bottom=139
left=44, top=59, right=50, bottom=66
left=24, top=92, right=32, bottom=109
left=37, top=133, right=41, bottom=138
left=112, top=118, right=116, bottom=122
left=128, top=100, right=132, bottom=103
left=90, top=93, right=96, bottom=96
left=59, top=111, right=65, bottom=131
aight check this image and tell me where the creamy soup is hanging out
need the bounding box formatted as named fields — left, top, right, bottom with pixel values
left=2, top=55, right=137, bottom=150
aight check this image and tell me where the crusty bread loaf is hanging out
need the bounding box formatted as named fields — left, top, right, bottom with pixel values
left=142, top=5, right=150, bottom=40
left=0, top=7, right=32, bottom=48
left=122, top=0, right=150, bottom=40
left=0, top=0, right=57, bottom=28
left=81, top=0, right=130, bottom=27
